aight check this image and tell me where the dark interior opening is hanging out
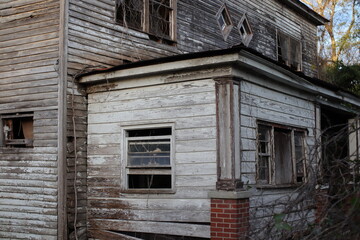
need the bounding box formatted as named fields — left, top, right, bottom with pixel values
left=128, top=128, right=171, bottom=137
left=128, top=174, right=171, bottom=189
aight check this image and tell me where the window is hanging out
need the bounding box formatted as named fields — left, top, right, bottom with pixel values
left=257, top=122, right=306, bottom=185
left=237, top=14, right=253, bottom=46
left=277, top=31, right=302, bottom=71
left=124, top=127, right=173, bottom=191
left=0, top=113, right=34, bottom=148
left=115, top=0, right=176, bottom=42
left=216, top=4, right=233, bottom=41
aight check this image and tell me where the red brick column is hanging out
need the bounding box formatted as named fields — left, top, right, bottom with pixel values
left=209, top=191, right=251, bottom=240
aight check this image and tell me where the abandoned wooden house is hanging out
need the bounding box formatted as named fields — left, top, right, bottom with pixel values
left=0, top=0, right=359, bottom=239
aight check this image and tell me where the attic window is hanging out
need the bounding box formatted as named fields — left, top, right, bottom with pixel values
left=1, top=113, right=34, bottom=148
left=238, top=14, right=253, bottom=46
left=216, top=4, right=233, bottom=40
left=277, top=31, right=302, bottom=71
left=115, top=0, right=176, bottom=43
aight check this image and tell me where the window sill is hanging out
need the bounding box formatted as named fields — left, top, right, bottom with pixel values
left=256, top=183, right=304, bottom=189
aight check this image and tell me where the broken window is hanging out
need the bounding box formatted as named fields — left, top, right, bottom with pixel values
left=125, top=127, right=173, bottom=191
left=257, top=122, right=306, bottom=185
left=115, top=0, right=176, bottom=42
left=277, top=31, right=302, bottom=71
left=237, top=14, right=253, bottom=46
left=216, top=4, right=233, bottom=41
left=1, top=113, right=34, bottom=148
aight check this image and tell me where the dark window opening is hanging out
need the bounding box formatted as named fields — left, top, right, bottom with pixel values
left=128, top=127, right=171, bottom=137
left=1, top=113, right=33, bottom=148
left=238, top=14, right=253, bottom=46
left=115, top=0, right=175, bottom=42
left=128, top=174, right=171, bottom=189
left=277, top=31, right=302, bottom=71
left=115, top=0, right=143, bottom=31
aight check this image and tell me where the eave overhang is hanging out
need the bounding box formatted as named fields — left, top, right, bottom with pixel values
left=79, top=46, right=360, bottom=111
left=276, top=0, right=329, bottom=25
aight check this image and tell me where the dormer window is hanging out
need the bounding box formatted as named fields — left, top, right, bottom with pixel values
left=115, top=0, right=176, bottom=43
left=277, top=31, right=302, bottom=71
left=238, top=14, right=253, bottom=46
left=216, top=4, right=233, bottom=40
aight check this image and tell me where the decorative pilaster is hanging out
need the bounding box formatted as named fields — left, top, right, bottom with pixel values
left=215, top=77, right=242, bottom=191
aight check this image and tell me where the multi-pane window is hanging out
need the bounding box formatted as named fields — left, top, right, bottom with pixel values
left=115, top=0, right=176, bottom=41
left=0, top=113, right=34, bottom=148
left=257, top=123, right=306, bottom=185
left=125, top=127, right=173, bottom=190
left=277, top=31, right=302, bottom=71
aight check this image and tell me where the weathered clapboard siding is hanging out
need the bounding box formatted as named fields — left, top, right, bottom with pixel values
left=87, top=79, right=216, bottom=238
left=0, top=0, right=60, bottom=238
left=239, top=78, right=317, bottom=234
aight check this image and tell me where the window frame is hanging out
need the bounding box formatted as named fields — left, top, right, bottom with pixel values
left=121, top=124, right=175, bottom=193
left=0, top=112, right=34, bottom=148
left=216, top=3, right=233, bottom=41
left=256, top=122, right=307, bottom=187
left=115, top=0, right=177, bottom=43
left=276, top=30, right=302, bottom=72
left=237, top=14, right=253, bottom=46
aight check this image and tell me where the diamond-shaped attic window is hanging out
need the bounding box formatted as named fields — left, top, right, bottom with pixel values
left=216, top=4, right=233, bottom=41
left=238, top=14, right=253, bottom=46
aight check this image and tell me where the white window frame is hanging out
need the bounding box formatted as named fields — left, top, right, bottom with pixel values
left=121, top=124, right=175, bottom=193
left=257, top=122, right=307, bottom=186
left=115, top=0, right=177, bottom=42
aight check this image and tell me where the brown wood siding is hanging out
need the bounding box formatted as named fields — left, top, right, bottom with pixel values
left=0, top=0, right=60, bottom=239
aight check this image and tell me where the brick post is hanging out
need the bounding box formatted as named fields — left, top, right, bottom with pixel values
left=209, top=191, right=251, bottom=240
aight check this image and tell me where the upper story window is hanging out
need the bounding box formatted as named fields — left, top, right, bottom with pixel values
left=216, top=4, right=233, bottom=41
left=1, top=112, right=34, bottom=148
left=277, top=31, right=302, bottom=71
left=124, top=126, right=174, bottom=192
left=115, top=0, right=176, bottom=43
left=257, top=122, right=306, bottom=186
left=238, top=14, right=253, bottom=46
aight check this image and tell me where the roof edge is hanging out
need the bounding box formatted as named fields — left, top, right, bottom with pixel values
left=277, top=0, right=329, bottom=25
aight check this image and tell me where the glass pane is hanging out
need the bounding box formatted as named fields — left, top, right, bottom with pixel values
left=128, top=139, right=170, bottom=166
left=258, top=156, right=269, bottom=182
left=116, top=0, right=143, bottom=30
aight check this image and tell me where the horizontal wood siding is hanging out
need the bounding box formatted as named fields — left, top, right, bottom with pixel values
left=240, top=79, right=316, bottom=234
left=87, top=79, right=217, bottom=238
left=0, top=0, right=60, bottom=239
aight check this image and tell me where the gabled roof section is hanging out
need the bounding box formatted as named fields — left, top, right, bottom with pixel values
left=276, top=0, right=329, bottom=25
